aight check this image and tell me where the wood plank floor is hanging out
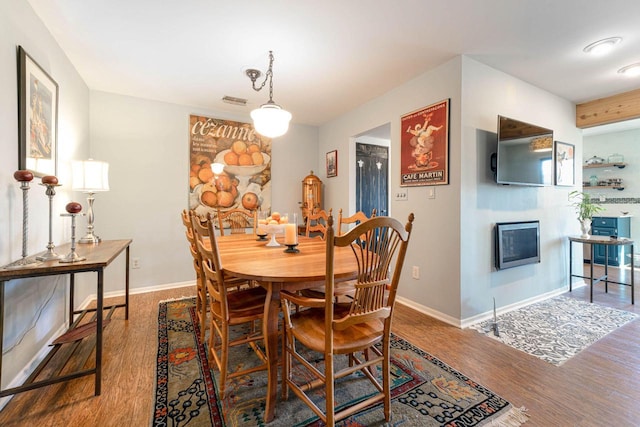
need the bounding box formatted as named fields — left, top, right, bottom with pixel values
left=0, top=265, right=638, bottom=426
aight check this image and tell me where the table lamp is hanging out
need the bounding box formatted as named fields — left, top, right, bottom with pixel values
left=72, top=159, right=109, bottom=244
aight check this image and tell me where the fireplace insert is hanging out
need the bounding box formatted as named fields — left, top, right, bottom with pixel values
left=495, top=221, right=540, bottom=270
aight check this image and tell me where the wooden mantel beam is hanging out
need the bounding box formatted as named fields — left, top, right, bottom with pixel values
left=576, top=87, right=640, bottom=128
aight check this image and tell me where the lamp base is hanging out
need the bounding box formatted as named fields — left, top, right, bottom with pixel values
left=78, top=233, right=101, bottom=244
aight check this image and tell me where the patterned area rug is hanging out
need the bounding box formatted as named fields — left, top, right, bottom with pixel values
left=152, top=297, right=528, bottom=427
left=470, top=296, right=639, bottom=366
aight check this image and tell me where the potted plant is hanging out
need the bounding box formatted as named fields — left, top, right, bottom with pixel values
left=568, top=190, right=604, bottom=238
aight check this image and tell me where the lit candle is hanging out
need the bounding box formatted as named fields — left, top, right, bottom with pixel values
left=284, top=223, right=297, bottom=245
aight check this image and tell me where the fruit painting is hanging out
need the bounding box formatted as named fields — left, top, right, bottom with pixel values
left=188, top=115, right=272, bottom=224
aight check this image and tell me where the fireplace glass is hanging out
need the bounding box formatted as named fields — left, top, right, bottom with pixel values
left=495, top=221, right=540, bottom=270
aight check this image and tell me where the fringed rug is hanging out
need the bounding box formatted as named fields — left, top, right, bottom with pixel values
left=470, top=295, right=638, bottom=366
left=153, top=297, right=528, bottom=426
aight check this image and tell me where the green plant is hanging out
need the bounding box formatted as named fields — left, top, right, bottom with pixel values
left=568, top=190, right=604, bottom=221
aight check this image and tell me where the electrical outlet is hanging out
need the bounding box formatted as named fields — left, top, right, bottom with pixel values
left=395, top=190, right=408, bottom=201
left=132, top=257, right=140, bottom=269
left=412, top=266, right=419, bottom=279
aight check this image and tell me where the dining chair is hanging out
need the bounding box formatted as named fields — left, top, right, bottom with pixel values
left=217, top=208, right=257, bottom=236
left=337, top=208, right=377, bottom=236
left=181, top=209, right=208, bottom=341
left=193, top=212, right=269, bottom=398
left=280, top=213, right=414, bottom=425
left=305, top=208, right=331, bottom=239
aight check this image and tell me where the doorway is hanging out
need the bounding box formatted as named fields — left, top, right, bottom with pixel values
left=356, top=142, right=389, bottom=216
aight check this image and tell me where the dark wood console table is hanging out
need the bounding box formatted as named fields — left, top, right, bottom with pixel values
left=568, top=235, right=634, bottom=304
left=0, top=239, right=132, bottom=398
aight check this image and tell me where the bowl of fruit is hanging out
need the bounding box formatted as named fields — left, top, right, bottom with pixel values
left=214, top=140, right=270, bottom=176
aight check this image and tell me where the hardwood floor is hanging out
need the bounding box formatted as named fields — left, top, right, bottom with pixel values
left=0, top=265, right=638, bottom=426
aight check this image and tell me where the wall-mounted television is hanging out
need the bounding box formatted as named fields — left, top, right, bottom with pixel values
left=495, top=221, right=540, bottom=270
left=494, top=116, right=554, bottom=186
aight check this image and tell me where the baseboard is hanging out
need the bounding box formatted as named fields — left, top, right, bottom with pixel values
left=459, top=286, right=569, bottom=329
left=0, top=280, right=196, bottom=411
left=396, top=296, right=463, bottom=328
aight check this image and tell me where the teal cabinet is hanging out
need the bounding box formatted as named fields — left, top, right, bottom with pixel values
left=591, top=216, right=631, bottom=266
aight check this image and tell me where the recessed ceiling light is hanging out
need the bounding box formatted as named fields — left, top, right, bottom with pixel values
left=618, top=63, right=640, bottom=77
left=583, top=37, right=622, bottom=55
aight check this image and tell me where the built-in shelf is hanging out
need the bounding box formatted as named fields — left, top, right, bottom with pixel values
left=584, top=185, right=625, bottom=191
left=583, top=162, right=626, bottom=169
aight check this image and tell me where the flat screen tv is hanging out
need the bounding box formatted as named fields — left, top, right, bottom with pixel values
left=495, top=221, right=540, bottom=270
left=495, top=116, right=554, bottom=186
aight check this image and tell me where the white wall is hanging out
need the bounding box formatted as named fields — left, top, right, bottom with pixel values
left=89, top=91, right=318, bottom=292
left=319, top=57, right=464, bottom=322
left=459, top=57, right=582, bottom=321
left=584, top=128, right=640, bottom=238
left=0, top=0, right=89, bottom=396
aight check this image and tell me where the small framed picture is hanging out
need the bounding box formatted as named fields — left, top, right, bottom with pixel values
left=326, top=150, right=337, bottom=178
left=18, top=46, right=59, bottom=177
left=554, top=141, right=574, bottom=186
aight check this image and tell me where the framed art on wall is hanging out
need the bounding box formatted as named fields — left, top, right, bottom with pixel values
left=326, top=150, right=337, bottom=177
left=18, top=46, right=59, bottom=177
left=554, top=141, right=575, bottom=186
left=400, top=99, right=449, bottom=186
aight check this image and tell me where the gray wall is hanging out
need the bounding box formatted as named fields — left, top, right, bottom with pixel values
left=0, top=0, right=89, bottom=398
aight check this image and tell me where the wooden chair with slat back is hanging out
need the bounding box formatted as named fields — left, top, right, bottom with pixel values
left=182, top=209, right=208, bottom=341
left=337, top=208, right=377, bottom=236
left=217, top=208, right=257, bottom=236
left=280, top=213, right=414, bottom=425
left=192, top=212, right=268, bottom=398
left=305, top=208, right=331, bottom=239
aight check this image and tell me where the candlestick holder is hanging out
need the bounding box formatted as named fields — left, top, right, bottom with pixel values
left=284, top=243, right=300, bottom=253
left=2, top=170, right=41, bottom=269
left=37, top=176, right=63, bottom=261
left=256, top=232, right=268, bottom=241
left=60, top=202, right=86, bottom=263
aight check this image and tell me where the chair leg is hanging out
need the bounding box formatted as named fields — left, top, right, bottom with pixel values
left=382, top=339, right=391, bottom=421
left=219, top=324, right=230, bottom=399
left=325, top=353, right=335, bottom=426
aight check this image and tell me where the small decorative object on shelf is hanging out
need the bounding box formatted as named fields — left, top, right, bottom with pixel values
left=589, top=175, right=598, bottom=187
left=59, top=202, right=86, bottom=263
left=2, top=170, right=41, bottom=269
left=608, top=153, right=624, bottom=164
left=36, top=176, right=63, bottom=261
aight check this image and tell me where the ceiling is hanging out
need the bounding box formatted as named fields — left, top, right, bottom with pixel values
left=27, top=0, right=640, bottom=128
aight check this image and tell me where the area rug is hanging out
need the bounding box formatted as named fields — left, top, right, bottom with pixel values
left=469, top=295, right=638, bottom=366
left=153, top=297, right=528, bottom=427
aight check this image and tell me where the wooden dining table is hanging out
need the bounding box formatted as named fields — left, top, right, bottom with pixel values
left=216, top=233, right=358, bottom=423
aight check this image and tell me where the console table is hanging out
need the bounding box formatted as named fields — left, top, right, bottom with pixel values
left=0, top=239, right=132, bottom=398
left=568, top=235, right=634, bottom=304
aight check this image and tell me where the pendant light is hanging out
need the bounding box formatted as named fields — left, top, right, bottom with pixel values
left=246, top=51, right=292, bottom=138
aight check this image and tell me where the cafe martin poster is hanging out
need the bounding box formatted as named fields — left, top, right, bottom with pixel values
left=188, top=115, right=272, bottom=217
left=400, top=99, right=449, bottom=186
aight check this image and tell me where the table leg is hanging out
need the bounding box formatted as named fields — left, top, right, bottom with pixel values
left=604, top=246, right=609, bottom=293
left=569, top=241, right=573, bottom=292
left=262, top=282, right=282, bottom=423
left=590, top=244, right=594, bottom=303
left=125, top=245, right=130, bottom=320
left=70, top=273, right=75, bottom=326
left=95, top=269, right=103, bottom=396
left=631, top=244, right=635, bottom=305
left=0, top=281, right=4, bottom=392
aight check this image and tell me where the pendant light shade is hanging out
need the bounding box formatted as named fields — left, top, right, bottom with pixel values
left=250, top=102, right=292, bottom=138
left=246, top=51, right=291, bottom=138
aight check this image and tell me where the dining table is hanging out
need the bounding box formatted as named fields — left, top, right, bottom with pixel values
left=216, top=233, right=358, bottom=423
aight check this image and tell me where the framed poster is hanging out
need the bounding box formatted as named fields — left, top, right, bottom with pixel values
left=188, top=115, right=272, bottom=220
left=554, top=141, right=575, bottom=186
left=326, top=150, right=337, bottom=178
left=400, top=99, right=449, bottom=186
left=18, top=46, right=58, bottom=177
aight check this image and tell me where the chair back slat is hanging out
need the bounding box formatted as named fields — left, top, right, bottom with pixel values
left=217, top=208, right=257, bottom=236
left=192, top=211, right=229, bottom=320
left=327, top=214, right=414, bottom=332
left=306, top=208, right=331, bottom=239
left=337, top=208, right=377, bottom=236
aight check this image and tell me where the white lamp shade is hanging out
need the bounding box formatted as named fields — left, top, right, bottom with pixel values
left=72, top=159, right=110, bottom=192
left=250, top=104, right=292, bottom=138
